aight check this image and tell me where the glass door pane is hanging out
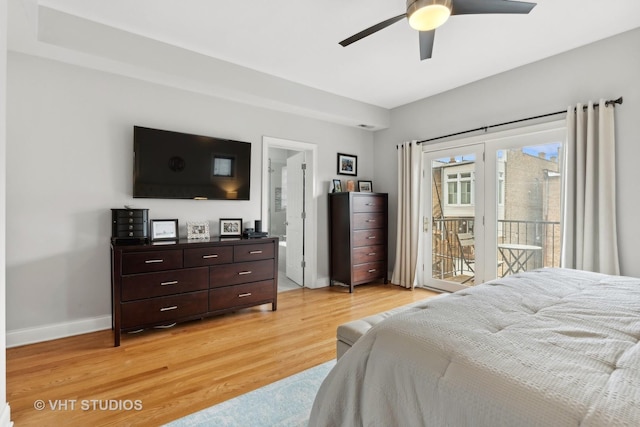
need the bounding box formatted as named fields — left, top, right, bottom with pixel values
left=423, top=144, right=484, bottom=292
left=495, top=139, right=564, bottom=278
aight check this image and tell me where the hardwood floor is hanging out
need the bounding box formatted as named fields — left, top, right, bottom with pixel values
left=7, top=282, right=438, bottom=426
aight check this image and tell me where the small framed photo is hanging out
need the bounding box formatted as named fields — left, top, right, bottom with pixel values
left=186, top=221, right=210, bottom=239
left=337, top=153, right=357, bottom=176
left=358, top=180, right=373, bottom=192
left=332, top=179, right=342, bottom=193
left=150, top=219, right=179, bottom=241
left=219, top=218, right=242, bottom=237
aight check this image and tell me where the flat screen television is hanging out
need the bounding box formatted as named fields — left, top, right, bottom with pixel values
left=133, top=126, right=251, bottom=200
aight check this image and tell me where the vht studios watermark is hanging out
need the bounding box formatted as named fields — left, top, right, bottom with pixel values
left=34, top=399, right=143, bottom=411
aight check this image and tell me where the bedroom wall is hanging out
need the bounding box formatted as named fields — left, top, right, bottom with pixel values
left=5, top=52, right=374, bottom=345
left=1, top=1, right=11, bottom=424
left=374, top=27, right=640, bottom=279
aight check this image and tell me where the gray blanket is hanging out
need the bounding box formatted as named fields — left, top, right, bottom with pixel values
left=309, top=268, right=640, bottom=426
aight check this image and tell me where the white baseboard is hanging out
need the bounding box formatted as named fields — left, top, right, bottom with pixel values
left=0, top=403, right=11, bottom=427
left=6, top=315, right=111, bottom=348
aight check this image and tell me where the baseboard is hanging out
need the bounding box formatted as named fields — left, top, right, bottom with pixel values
left=6, top=315, right=111, bottom=348
left=0, top=403, right=12, bottom=427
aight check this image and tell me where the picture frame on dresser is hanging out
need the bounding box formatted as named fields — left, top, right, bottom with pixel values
left=150, top=219, right=179, bottom=241
left=186, top=221, right=210, bottom=239
left=219, top=218, right=242, bottom=237
left=358, top=180, right=373, bottom=192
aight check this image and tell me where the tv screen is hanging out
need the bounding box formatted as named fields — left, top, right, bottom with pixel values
left=133, top=126, right=251, bottom=200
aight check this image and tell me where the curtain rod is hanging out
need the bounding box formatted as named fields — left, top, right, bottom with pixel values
left=415, top=96, right=623, bottom=145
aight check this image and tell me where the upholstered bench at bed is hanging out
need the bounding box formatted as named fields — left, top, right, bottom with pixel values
left=337, top=293, right=448, bottom=359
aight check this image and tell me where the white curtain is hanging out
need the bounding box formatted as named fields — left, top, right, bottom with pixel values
left=561, top=100, right=620, bottom=275
left=392, top=141, right=422, bottom=289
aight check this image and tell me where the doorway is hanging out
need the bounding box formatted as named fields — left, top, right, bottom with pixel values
left=420, top=121, right=566, bottom=292
left=262, top=136, right=318, bottom=291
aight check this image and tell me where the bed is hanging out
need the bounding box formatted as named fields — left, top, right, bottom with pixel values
left=309, top=268, right=640, bottom=426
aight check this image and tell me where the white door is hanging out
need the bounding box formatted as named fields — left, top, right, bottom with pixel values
left=285, top=151, right=305, bottom=286
left=422, top=144, right=485, bottom=292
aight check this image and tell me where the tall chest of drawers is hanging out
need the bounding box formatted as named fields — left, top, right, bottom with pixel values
left=111, top=237, right=278, bottom=346
left=329, top=192, right=388, bottom=293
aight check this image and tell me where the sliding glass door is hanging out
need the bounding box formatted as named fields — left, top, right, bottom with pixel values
left=422, top=144, right=484, bottom=292
left=420, top=122, right=566, bottom=292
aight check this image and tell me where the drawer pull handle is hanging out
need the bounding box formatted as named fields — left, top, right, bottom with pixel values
left=367, top=236, right=376, bottom=239
left=202, top=254, right=218, bottom=259
left=366, top=203, right=375, bottom=206
left=366, top=219, right=376, bottom=222
left=145, top=259, right=164, bottom=264
left=238, top=271, right=252, bottom=275
left=249, top=250, right=263, bottom=254
left=160, top=306, right=178, bottom=312
left=238, top=292, right=252, bottom=298
left=368, top=269, right=377, bottom=273
left=368, top=253, right=376, bottom=256
left=160, top=280, right=178, bottom=286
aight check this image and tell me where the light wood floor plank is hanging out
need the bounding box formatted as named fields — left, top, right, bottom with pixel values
left=7, top=283, right=438, bottom=426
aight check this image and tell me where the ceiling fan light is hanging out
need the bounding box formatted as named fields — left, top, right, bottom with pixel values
left=407, top=0, right=452, bottom=31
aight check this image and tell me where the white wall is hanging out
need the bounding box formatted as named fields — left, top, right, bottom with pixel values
left=5, top=52, right=374, bottom=345
left=374, top=27, right=640, bottom=278
left=1, top=1, right=11, bottom=424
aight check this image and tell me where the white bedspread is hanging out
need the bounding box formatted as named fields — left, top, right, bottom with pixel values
left=309, top=268, right=640, bottom=426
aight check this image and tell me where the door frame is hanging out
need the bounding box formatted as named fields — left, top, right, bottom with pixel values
left=422, top=143, right=486, bottom=292
left=419, top=120, right=566, bottom=290
left=262, top=136, right=318, bottom=288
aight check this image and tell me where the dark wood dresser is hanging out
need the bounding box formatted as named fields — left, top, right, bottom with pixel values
left=111, top=237, right=278, bottom=346
left=328, top=192, right=388, bottom=292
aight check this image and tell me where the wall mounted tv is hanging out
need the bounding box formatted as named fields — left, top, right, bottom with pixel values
left=133, top=126, right=251, bottom=200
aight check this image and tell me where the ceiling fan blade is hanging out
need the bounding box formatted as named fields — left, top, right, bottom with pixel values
left=419, top=30, right=435, bottom=60
left=451, top=0, right=536, bottom=15
left=339, top=13, right=407, bottom=47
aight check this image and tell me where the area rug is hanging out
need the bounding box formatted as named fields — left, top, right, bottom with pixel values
left=164, top=360, right=335, bottom=427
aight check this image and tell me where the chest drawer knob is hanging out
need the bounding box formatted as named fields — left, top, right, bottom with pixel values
left=238, top=292, right=252, bottom=298
left=160, top=305, right=178, bottom=312
left=368, top=269, right=377, bottom=273
left=368, top=252, right=377, bottom=256
left=145, top=259, right=164, bottom=264
left=160, top=280, right=178, bottom=286
left=238, top=271, right=253, bottom=276
left=202, top=254, right=218, bottom=259
left=249, top=250, right=263, bottom=254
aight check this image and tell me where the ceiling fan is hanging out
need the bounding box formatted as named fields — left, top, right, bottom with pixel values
left=340, top=0, right=537, bottom=60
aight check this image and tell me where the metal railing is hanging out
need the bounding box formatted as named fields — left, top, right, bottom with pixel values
left=432, top=217, right=561, bottom=282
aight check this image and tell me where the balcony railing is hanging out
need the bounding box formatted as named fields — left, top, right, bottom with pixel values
left=432, top=217, right=561, bottom=283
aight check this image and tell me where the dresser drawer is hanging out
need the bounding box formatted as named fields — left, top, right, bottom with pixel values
left=233, top=242, right=275, bottom=262
left=353, top=195, right=386, bottom=213
left=121, top=250, right=183, bottom=274
left=352, top=245, right=385, bottom=264
left=121, top=267, right=208, bottom=301
left=353, top=261, right=386, bottom=283
left=121, top=291, right=208, bottom=328
left=184, top=246, right=233, bottom=267
left=209, top=259, right=274, bottom=288
left=353, top=213, right=385, bottom=230
left=209, top=280, right=274, bottom=311
left=353, top=229, right=385, bottom=247
left=114, top=209, right=147, bottom=219
left=115, top=223, right=147, bottom=232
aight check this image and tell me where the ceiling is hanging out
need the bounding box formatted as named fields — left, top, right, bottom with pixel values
left=8, top=0, right=640, bottom=111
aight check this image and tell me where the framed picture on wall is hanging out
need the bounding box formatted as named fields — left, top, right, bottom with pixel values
left=337, top=153, right=357, bottom=176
